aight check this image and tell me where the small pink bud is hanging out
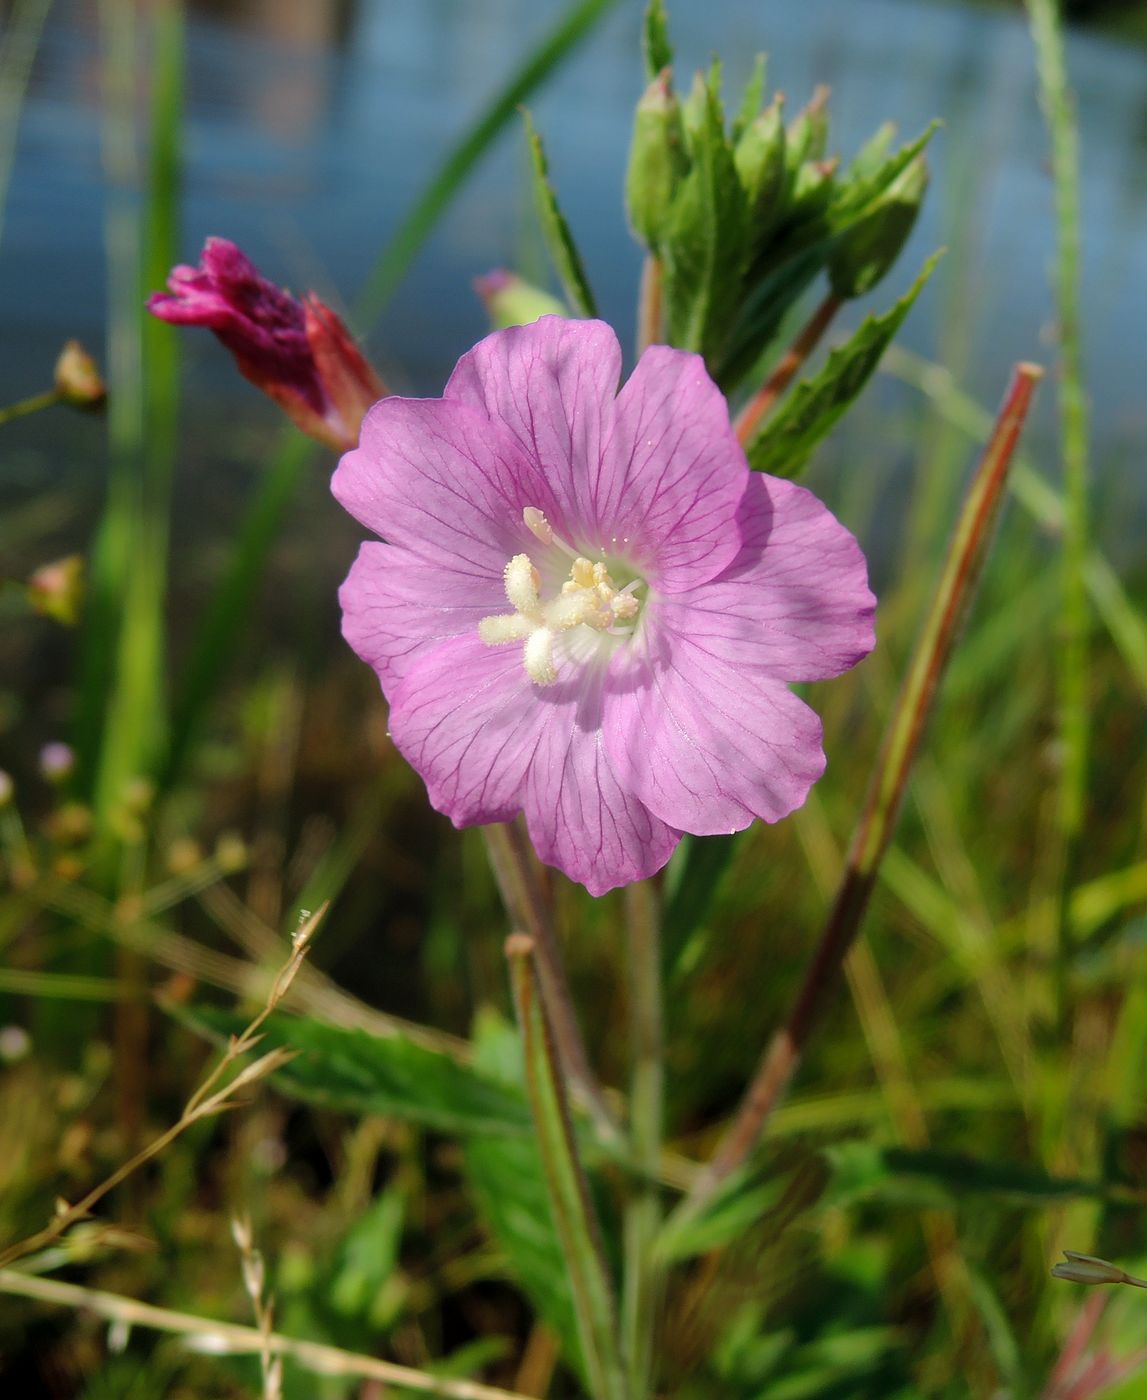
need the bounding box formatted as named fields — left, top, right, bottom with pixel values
left=148, top=238, right=386, bottom=451
left=27, top=555, right=84, bottom=626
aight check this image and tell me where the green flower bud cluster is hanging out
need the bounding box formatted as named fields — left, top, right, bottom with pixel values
left=625, top=0, right=933, bottom=392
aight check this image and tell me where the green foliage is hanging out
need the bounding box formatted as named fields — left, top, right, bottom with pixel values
left=823, top=1141, right=1140, bottom=1210
left=185, top=1009, right=535, bottom=1137
left=746, top=253, right=941, bottom=478
left=616, top=8, right=938, bottom=389
left=523, top=111, right=599, bottom=319
left=661, top=68, right=749, bottom=358
left=642, top=0, right=673, bottom=80
left=464, top=1133, right=587, bottom=1384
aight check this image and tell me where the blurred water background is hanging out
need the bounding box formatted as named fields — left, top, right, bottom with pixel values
left=4, top=0, right=1146, bottom=522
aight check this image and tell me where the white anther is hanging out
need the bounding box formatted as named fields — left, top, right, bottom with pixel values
left=478, top=614, right=533, bottom=645
left=503, top=554, right=542, bottom=619
left=524, top=628, right=557, bottom=685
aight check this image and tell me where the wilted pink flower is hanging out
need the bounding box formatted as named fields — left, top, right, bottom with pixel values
left=148, top=237, right=384, bottom=450
left=334, top=318, right=875, bottom=895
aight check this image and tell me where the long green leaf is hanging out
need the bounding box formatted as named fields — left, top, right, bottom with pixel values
left=186, top=1009, right=534, bottom=1138
left=522, top=111, right=598, bottom=319
left=746, top=252, right=940, bottom=479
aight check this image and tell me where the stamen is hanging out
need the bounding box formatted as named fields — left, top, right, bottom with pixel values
left=523, top=506, right=578, bottom=561
left=523, top=507, right=554, bottom=546
left=503, top=554, right=542, bottom=619
left=523, top=628, right=557, bottom=685
left=479, top=535, right=646, bottom=686
left=478, top=614, right=532, bottom=645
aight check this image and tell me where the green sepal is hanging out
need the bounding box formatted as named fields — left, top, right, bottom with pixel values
left=847, top=120, right=897, bottom=184
left=829, top=154, right=929, bottom=300
left=626, top=68, right=689, bottom=252
left=784, top=85, right=830, bottom=172
left=734, top=94, right=786, bottom=227
left=731, top=52, right=766, bottom=142
left=522, top=110, right=599, bottom=318
left=661, top=67, right=748, bottom=362
left=642, top=0, right=672, bottom=81
left=745, top=252, right=941, bottom=478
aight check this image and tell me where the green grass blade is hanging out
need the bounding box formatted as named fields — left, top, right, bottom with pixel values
left=1027, top=0, right=1091, bottom=1017
left=84, top=0, right=183, bottom=820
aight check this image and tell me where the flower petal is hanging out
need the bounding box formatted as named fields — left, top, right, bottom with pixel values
left=522, top=664, right=680, bottom=897
left=601, top=344, right=748, bottom=591
left=657, top=473, right=876, bottom=681
left=332, top=396, right=561, bottom=577
left=389, top=634, right=680, bottom=895
left=340, top=542, right=506, bottom=690
left=604, top=628, right=827, bottom=835
left=388, top=636, right=549, bottom=828
left=443, top=316, right=623, bottom=549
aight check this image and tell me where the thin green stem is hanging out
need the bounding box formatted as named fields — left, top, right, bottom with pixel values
left=506, top=934, right=628, bottom=1400
left=621, top=879, right=663, bottom=1399
left=482, top=821, right=622, bottom=1149
left=1027, top=0, right=1090, bottom=1023
left=672, top=363, right=1044, bottom=1227
left=0, top=387, right=62, bottom=425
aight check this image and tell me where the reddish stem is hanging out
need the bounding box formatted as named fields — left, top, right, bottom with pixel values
left=675, top=362, right=1043, bottom=1222
left=734, top=292, right=842, bottom=446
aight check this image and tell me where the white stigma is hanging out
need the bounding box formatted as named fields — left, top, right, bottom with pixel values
left=479, top=507, right=644, bottom=685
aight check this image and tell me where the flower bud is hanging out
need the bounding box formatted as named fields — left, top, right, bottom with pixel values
left=473, top=270, right=567, bottom=329
left=54, top=340, right=106, bottom=409
left=1050, top=1251, right=1146, bottom=1287
left=26, top=555, right=84, bottom=626
left=627, top=68, right=689, bottom=252
left=786, top=86, right=830, bottom=170
left=829, top=154, right=928, bottom=300
left=0, top=770, right=13, bottom=808
left=148, top=238, right=386, bottom=452
left=735, top=95, right=786, bottom=225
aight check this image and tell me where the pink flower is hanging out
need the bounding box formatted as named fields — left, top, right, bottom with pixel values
left=333, top=318, right=875, bottom=895
left=148, top=237, right=384, bottom=450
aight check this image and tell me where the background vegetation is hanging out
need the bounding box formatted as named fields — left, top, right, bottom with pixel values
left=1, top=0, right=1146, bottom=1396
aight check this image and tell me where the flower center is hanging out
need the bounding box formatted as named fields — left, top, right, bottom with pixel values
left=478, top=508, right=643, bottom=685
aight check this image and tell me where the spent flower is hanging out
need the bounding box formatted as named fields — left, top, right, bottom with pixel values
left=148, top=237, right=385, bottom=451
left=334, top=317, right=874, bottom=895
